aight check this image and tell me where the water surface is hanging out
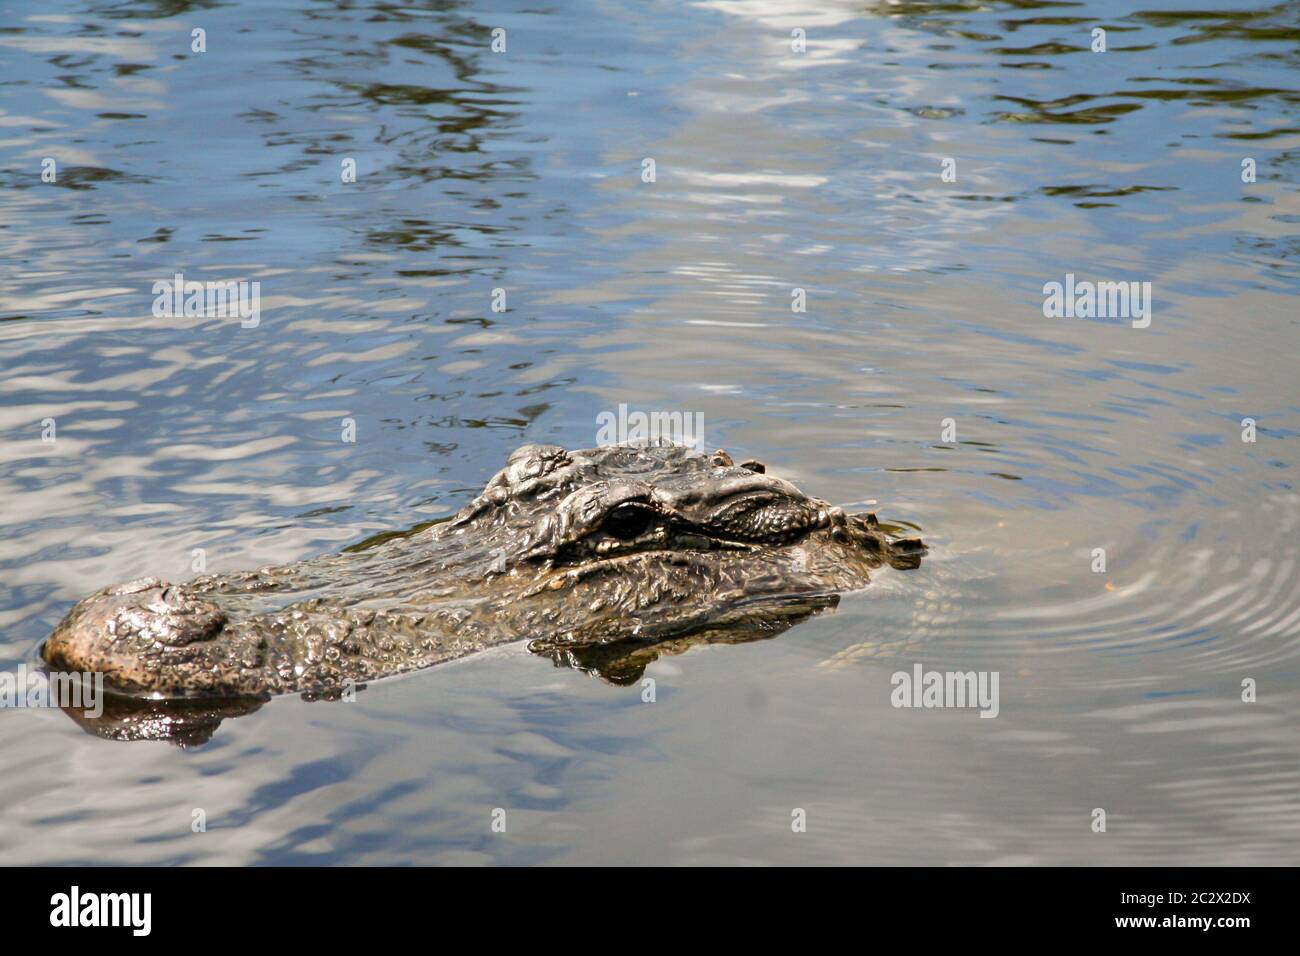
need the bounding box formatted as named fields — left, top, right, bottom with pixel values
left=1, top=0, right=1298, bottom=864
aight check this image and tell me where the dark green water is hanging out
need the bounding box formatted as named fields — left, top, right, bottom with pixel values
left=1, top=0, right=1297, bottom=864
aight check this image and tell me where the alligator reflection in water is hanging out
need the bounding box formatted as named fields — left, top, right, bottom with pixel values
left=45, top=442, right=924, bottom=744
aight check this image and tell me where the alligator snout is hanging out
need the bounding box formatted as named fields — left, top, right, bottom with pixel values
left=44, top=577, right=230, bottom=692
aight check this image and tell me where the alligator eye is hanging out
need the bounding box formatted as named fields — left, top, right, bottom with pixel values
left=603, top=504, right=653, bottom=540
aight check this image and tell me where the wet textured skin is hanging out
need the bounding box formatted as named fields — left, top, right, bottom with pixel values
left=44, top=442, right=925, bottom=742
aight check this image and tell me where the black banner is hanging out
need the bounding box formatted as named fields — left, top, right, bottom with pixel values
left=5, top=867, right=1279, bottom=940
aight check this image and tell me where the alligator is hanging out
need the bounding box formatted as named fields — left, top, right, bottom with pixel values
left=43, top=442, right=925, bottom=743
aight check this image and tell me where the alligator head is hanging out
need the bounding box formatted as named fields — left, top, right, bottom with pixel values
left=43, top=442, right=925, bottom=741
